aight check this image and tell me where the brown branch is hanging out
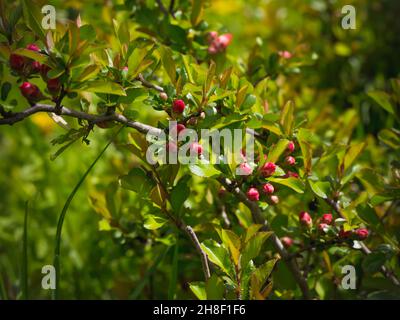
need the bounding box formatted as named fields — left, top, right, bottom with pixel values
left=185, top=225, right=211, bottom=281
left=325, top=198, right=400, bottom=286
left=137, top=73, right=165, bottom=93
left=218, top=177, right=311, bottom=299
left=0, top=104, right=162, bottom=135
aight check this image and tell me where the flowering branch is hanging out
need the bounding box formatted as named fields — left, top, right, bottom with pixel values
left=218, top=177, right=311, bottom=299
left=325, top=198, right=400, bottom=286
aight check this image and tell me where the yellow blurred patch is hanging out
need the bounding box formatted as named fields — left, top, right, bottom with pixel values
left=210, top=0, right=242, bottom=15
left=31, top=113, right=56, bottom=134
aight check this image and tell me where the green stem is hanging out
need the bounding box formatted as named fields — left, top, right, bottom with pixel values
left=52, top=126, right=124, bottom=299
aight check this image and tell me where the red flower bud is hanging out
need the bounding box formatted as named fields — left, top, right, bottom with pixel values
left=354, top=228, right=369, bottom=240
left=285, top=156, right=296, bottom=166
left=9, top=54, right=25, bottom=72
left=247, top=187, right=259, bottom=201
left=262, top=183, right=274, bottom=194
left=281, top=236, right=294, bottom=248
left=26, top=43, right=40, bottom=52
left=287, top=141, right=295, bottom=153
left=237, top=162, right=253, bottom=176
left=260, top=162, right=276, bottom=177
left=189, top=142, right=203, bottom=155
left=19, top=82, right=42, bottom=103
left=47, top=78, right=61, bottom=96
left=321, top=213, right=333, bottom=225
left=172, top=99, right=186, bottom=114
left=299, top=211, right=312, bottom=227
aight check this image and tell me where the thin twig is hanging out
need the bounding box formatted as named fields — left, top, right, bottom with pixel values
left=137, top=73, right=164, bottom=93
left=185, top=225, right=211, bottom=281
left=218, top=177, right=311, bottom=299
left=156, top=0, right=169, bottom=17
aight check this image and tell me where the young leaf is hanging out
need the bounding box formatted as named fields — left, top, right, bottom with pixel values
left=267, top=139, right=290, bottom=163
left=280, top=100, right=294, bottom=136
left=268, top=177, right=305, bottom=194
left=189, top=282, right=207, bottom=300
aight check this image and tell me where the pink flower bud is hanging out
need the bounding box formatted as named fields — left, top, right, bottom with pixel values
left=237, top=162, right=253, bottom=176
left=278, top=50, right=292, bottom=59
left=269, top=195, right=279, bottom=205
left=287, top=141, right=295, bottom=153
left=260, top=162, right=276, bottom=177
left=189, top=142, right=203, bottom=155
left=321, top=213, right=333, bottom=225
left=354, top=228, right=369, bottom=240
left=299, top=211, right=312, bottom=227
left=246, top=187, right=259, bottom=201
left=262, top=183, right=274, bottom=194
left=281, top=236, right=294, bottom=248
left=318, top=223, right=329, bottom=232
left=285, top=156, right=296, bottom=166
left=218, top=33, right=233, bottom=49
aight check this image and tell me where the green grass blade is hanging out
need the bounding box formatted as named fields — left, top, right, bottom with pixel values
left=21, top=201, right=29, bottom=300
left=168, top=241, right=179, bottom=300
left=129, top=247, right=169, bottom=299
left=52, top=126, right=124, bottom=300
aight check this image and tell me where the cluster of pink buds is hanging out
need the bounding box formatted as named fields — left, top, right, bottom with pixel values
left=207, top=31, right=233, bottom=54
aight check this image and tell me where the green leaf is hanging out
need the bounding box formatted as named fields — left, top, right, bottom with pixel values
left=362, top=252, right=387, bottom=274
left=79, top=81, right=126, bottom=96
left=160, top=46, right=176, bottom=85
left=297, top=128, right=313, bottom=174
left=268, top=177, right=305, bottom=194
left=342, top=142, right=366, bottom=174
left=1, top=82, right=12, bottom=101
left=13, top=48, right=48, bottom=64
left=120, top=167, right=155, bottom=194
left=143, top=213, right=167, bottom=230
left=205, top=274, right=224, bottom=300
left=268, top=139, right=290, bottom=163
left=189, top=282, right=207, bottom=300
left=240, top=231, right=272, bottom=270
left=191, top=0, right=205, bottom=26
left=378, top=129, right=400, bottom=150
left=370, top=188, right=400, bottom=206
left=367, top=91, right=395, bottom=114
left=201, top=240, right=234, bottom=278
left=309, top=180, right=331, bottom=199
left=280, top=100, right=294, bottom=136
left=188, top=163, right=220, bottom=178
left=170, top=175, right=191, bottom=213
left=219, top=229, right=241, bottom=266
left=22, top=0, right=46, bottom=41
